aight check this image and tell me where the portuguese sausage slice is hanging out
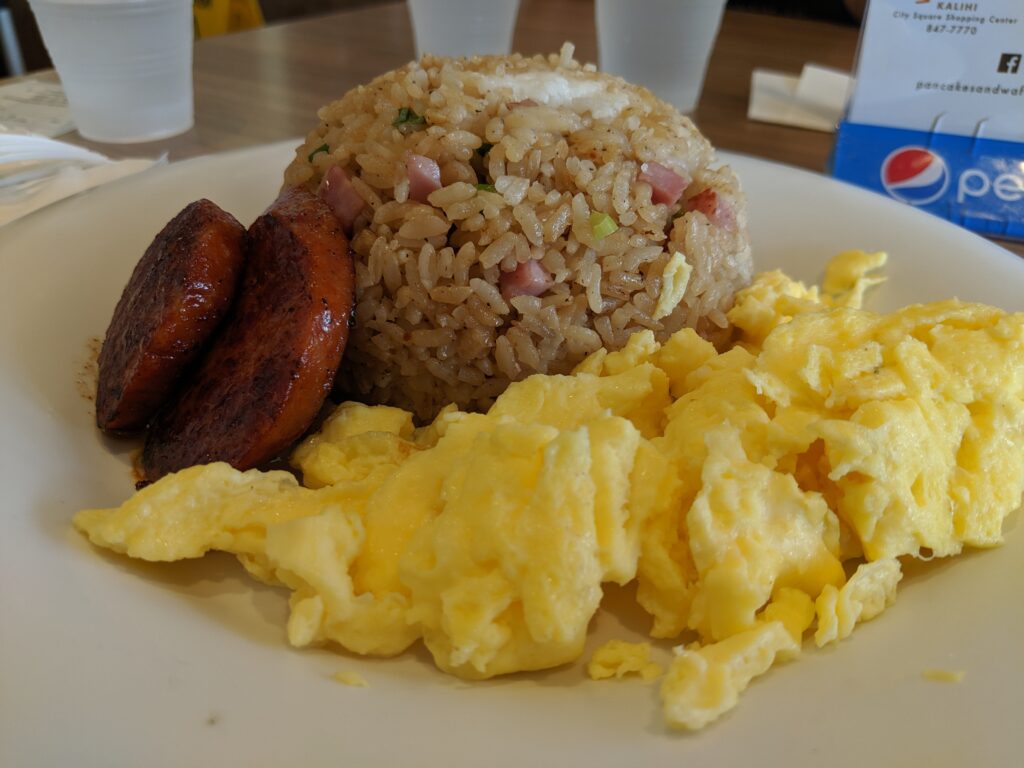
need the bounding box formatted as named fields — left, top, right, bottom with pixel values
left=96, top=199, right=246, bottom=432
left=141, top=186, right=355, bottom=481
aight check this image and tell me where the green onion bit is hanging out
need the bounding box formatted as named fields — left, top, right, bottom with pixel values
left=590, top=211, right=619, bottom=241
left=393, top=107, right=427, bottom=130
left=307, top=143, right=329, bottom=162
left=475, top=183, right=497, bottom=193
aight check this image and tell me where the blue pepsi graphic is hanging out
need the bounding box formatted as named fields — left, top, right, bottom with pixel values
left=880, top=147, right=949, bottom=206
left=832, top=122, right=1024, bottom=241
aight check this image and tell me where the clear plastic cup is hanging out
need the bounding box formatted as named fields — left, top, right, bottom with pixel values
left=408, top=0, right=521, bottom=59
left=28, top=0, right=193, bottom=143
left=596, top=0, right=727, bottom=113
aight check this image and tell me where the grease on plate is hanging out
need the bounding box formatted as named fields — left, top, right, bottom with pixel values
left=75, top=336, right=102, bottom=405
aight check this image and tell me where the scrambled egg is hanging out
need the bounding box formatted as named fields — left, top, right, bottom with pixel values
left=922, top=668, right=966, bottom=683
left=74, top=250, right=1024, bottom=731
left=588, top=640, right=663, bottom=681
left=653, top=251, right=693, bottom=321
left=331, top=670, right=369, bottom=688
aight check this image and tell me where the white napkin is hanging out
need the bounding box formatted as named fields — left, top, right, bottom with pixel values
left=0, top=137, right=163, bottom=228
left=748, top=64, right=852, bottom=133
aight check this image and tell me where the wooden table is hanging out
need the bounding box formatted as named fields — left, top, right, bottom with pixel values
left=11, top=0, right=1024, bottom=256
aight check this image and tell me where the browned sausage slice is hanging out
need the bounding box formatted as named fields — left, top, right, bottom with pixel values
left=141, top=186, right=355, bottom=481
left=96, top=200, right=246, bottom=432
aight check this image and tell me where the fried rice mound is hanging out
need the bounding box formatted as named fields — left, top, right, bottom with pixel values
left=284, top=43, right=752, bottom=420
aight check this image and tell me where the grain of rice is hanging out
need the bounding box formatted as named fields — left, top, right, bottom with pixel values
left=517, top=312, right=553, bottom=340
left=480, top=199, right=505, bottom=223
left=462, top=213, right=486, bottom=232
left=424, top=358, right=458, bottom=387
left=496, top=175, right=530, bottom=205
left=479, top=232, right=518, bottom=269
left=466, top=296, right=503, bottom=328
left=410, top=329, right=455, bottom=347
left=476, top=355, right=495, bottom=376
left=583, top=263, right=603, bottom=313
left=428, top=182, right=477, bottom=207
left=457, top=367, right=486, bottom=386
left=449, top=198, right=484, bottom=220
left=603, top=284, right=632, bottom=302
left=417, top=246, right=437, bottom=289
left=613, top=272, right=645, bottom=290
left=509, top=295, right=543, bottom=314
left=401, top=259, right=420, bottom=291
left=394, top=285, right=413, bottom=310
left=437, top=247, right=455, bottom=279
left=707, top=307, right=729, bottom=328
left=405, top=306, right=424, bottom=325
left=593, top=315, right=615, bottom=347
left=513, top=204, right=544, bottom=247
left=495, top=335, right=520, bottom=379
left=382, top=254, right=402, bottom=294
left=507, top=326, right=542, bottom=371
left=430, top=286, right=474, bottom=304
left=470, top=277, right=510, bottom=314
left=611, top=304, right=635, bottom=330
left=398, top=215, right=449, bottom=240
left=349, top=176, right=381, bottom=211
left=457, top=328, right=491, bottom=360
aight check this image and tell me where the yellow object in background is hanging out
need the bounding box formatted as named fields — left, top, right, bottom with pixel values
left=193, top=0, right=264, bottom=38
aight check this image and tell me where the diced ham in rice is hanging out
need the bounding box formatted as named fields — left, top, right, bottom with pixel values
left=318, top=166, right=366, bottom=232
left=638, top=161, right=688, bottom=206
left=500, top=260, right=554, bottom=300
left=685, top=188, right=736, bottom=229
left=406, top=154, right=442, bottom=203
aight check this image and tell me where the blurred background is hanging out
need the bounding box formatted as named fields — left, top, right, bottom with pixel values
left=1, top=0, right=863, bottom=77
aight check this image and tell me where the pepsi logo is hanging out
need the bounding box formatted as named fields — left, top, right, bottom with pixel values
left=880, top=147, right=949, bottom=206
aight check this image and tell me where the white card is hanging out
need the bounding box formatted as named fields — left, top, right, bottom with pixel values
left=794, top=64, right=852, bottom=117
left=748, top=66, right=851, bottom=133
left=847, top=0, right=1024, bottom=141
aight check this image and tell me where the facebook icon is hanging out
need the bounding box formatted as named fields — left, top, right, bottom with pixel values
left=998, top=53, right=1021, bottom=74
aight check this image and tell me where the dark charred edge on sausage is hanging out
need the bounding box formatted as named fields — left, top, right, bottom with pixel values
left=96, top=199, right=246, bottom=433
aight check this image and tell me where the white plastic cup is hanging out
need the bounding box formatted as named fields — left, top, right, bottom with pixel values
left=596, top=0, right=727, bottom=113
left=408, top=0, right=521, bottom=59
left=29, top=0, right=194, bottom=143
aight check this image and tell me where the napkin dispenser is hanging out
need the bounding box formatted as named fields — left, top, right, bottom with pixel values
left=831, top=0, right=1024, bottom=241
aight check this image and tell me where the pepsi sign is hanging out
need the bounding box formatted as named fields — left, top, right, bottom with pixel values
left=832, top=121, right=1024, bottom=241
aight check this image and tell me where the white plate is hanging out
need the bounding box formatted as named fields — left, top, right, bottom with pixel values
left=1, top=141, right=1022, bottom=767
